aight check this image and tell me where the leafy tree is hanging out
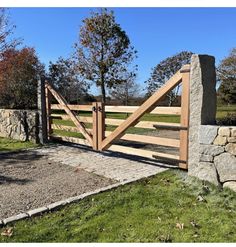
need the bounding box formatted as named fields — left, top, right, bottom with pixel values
left=74, top=8, right=137, bottom=104
left=48, top=57, right=89, bottom=103
left=0, top=47, right=44, bottom=109
left=146, top=51, right=193, bottom=106
left=218, top=48, right=236, bottom=105
left=0, top=8, right=20, bottom=54
left=109, top=72, right=140, bottom=105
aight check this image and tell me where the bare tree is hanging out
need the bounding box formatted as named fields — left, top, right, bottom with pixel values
left=217, top=48, right=236, bottom=105
left=109, top=72, right=140, bottom=105
left=48, top=57, right=89, bottom=103
left=146, top=51, right=193, bottom=106
left=0, top=8, right=19, bottom=54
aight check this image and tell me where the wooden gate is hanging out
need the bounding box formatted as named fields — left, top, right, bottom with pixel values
left=45, top=64, right=190, bottom=169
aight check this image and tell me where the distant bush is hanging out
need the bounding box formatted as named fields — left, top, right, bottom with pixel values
left=217, top=113, right=236, bottom=126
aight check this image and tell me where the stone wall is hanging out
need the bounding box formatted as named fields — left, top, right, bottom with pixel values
left=188, top=54, right=236, bottom=192
left=192, top=125, right=236, bottom=191
left=0, top=109, right=39, bottom=143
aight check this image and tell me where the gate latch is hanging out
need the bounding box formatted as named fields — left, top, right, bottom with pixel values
left=92, top=106, right=97, bottom=112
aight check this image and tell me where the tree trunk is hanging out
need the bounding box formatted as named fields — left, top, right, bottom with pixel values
left=100, top=74, right=106, bottom=104
left=168, top=94, right=173, bottom=106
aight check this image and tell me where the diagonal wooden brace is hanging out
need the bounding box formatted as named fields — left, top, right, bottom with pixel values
left=101, top=66, right=189, bottom=150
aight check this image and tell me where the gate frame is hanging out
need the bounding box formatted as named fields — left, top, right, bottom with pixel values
left=43, top=64, right=190, bottom=170
left=91, top=65, right=190, bottom=169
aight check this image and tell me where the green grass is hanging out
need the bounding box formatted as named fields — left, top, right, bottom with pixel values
left=0, top=137, right=39, bottom=152
left=1, top=170, right=235, bottom=242
left=216, top=105, right=236, bottom=119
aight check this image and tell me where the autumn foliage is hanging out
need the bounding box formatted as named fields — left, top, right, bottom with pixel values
left=0, top=47, right=44, bottom=109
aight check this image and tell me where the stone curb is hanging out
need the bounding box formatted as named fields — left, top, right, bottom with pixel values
left=3, top=213, right=29, bottom=225
left=27, top=207, right=48, bottom=217
left=0, top=175, right=152, bottom=227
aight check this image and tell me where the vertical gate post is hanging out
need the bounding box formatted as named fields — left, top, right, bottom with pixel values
left=92, top=102, right=98, bottom=150
left=45, top=81, right=52, bottom=141
left=188, top=54, right=216, bottom=175
left=97, top=102, right=105, bottom=151
left=179, top=65, right=190, bottom=169
left=37, top=76, right=48, bottom=144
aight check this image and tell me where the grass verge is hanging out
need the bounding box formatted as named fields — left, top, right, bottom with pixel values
left=0, top=137, right=39, bottom=152
left=1, top=170, right=235, bottom=242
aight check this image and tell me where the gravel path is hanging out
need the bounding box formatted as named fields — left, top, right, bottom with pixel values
left=0, top=130, right=176, bottom=219
left=0, top=150, right=115, bottom=219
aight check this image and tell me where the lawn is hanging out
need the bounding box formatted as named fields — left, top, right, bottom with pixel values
left=0, top=137, right=39, bottom=152
left=216, top=104, right=236, bottom=119
left=0, top=170, right=235, bottom=242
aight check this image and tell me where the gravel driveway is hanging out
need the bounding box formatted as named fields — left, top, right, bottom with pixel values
left=0, top=129, right=177, bottom=219
left=0, top=150, right=115, bottom=219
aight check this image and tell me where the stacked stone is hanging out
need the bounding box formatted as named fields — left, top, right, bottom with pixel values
left=0, top=109, right=39, bottom=143
left=199, top=125, right=236, bottom=191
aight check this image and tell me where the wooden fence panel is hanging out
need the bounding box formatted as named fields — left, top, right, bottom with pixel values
left=47, top=64, right=190, bottom=170
left=101, top=68, right=183, bottom=150
left=45, top=82, right=93, bottom=146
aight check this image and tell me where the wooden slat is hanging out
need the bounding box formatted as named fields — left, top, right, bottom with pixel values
left=153, top=155, right=186, bottom=164
left=45, top=83, right=93, bottom=146
left=153, top=124, right=186, bottom=131
left=108, top=144, right=179, bottom=161
left=179, top=65, right=190, bottom=169
left=51, top=104, right=92, bottom=111
left=105, top=106, right=181, bottom=115
left=101, top=68, right=183, bottom=150
left=51, top=104, right=180, bottom=115
left=105, top=131, right=179, bottom=147
left=51, top=114, right=70, bottom=120
left=51, top=135, right=90, bottom=146
left=105, top=118, right=181, bottom=129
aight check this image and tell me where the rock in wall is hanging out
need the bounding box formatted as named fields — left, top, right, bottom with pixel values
left=0, top=109, right=39, bottom=143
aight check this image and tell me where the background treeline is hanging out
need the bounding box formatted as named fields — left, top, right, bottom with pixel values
left=0, top=8, right=235, bottom=109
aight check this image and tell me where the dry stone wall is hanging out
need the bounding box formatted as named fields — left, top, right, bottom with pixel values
left=197, top=125, right=236, bottom=190
left=0, top=109, right=39, bottom=143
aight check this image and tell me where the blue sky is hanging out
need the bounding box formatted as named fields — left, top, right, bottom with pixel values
left=8, top=7, right=236, bottom=94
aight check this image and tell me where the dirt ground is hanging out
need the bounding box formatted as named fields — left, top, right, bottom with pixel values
left=0, top=150, right=115, bottom=219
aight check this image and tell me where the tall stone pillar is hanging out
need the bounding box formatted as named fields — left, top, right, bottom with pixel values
left=188, top=54, right=217, bottom=176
